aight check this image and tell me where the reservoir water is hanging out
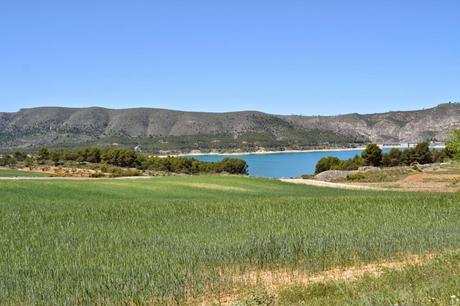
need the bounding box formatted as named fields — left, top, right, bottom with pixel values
left=193, top=149, right=389, bottom=178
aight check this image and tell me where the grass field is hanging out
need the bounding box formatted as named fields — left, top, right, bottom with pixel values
left=0, top=168, right=48, bottom=177
left=0, top=176, right=459, bottom=305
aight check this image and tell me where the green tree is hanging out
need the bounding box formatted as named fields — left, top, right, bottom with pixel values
left=101, top=148, right=138, bottom=168
left=411, top=142, right=432, bottom=164
left=432, top=148, right=451, bottom=163
left=336, top=155, right=365, bottom=171
left=62, top=150, right=78, bottom=161
left=447, top=129, right=460, bottom=159
left=361, top=144, right=382, bottom=166
left=24, top=157, right=34, bottom=167
left=49, top=150, right=62, bottom=166
left=86, top=147, right=101, bottom=163
left=76, top=148, right=88, bottom=163
left=382, top=148, right=401, bottom=167
left=0, top=155, right=17, bottom=167
left=315, top=157, right=341, bottom=174
left=399, top=142, right=433, bottom=165
left=399, top=149, right=411, bottom=165
left=37, top=147, right=50, bottom=161
left=218, top=158, right=248, bottom=175
left=13, top=151, right=27, bottom=162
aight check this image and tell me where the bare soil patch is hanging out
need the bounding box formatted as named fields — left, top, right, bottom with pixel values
left=361, top=172, right=460, bottom=192
left=191, top=253, right=434, bottom=305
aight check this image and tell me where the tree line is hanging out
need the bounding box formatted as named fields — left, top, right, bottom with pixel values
left=0, top=147, right=248, bottom=175
left=315, top=142, right=453, bottom=174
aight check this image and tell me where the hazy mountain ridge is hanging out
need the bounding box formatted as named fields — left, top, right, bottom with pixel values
left=0, top=103, right=458, bottom=151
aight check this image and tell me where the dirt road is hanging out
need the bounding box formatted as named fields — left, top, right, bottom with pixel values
left=279, top=178, right=385, bottom=191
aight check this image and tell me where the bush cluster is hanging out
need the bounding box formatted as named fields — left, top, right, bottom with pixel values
left=315, top=142, right=452, bottom=174
left=0, top=151, right=34, bottom=167
left=141, top=156, right=248, bottom=175
left=1, top=146, right=249, bottom=175
left=315, top=155, right=365, bottom=174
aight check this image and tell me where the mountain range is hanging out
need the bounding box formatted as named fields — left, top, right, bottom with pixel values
left=0, top=103, right=458, bottom=152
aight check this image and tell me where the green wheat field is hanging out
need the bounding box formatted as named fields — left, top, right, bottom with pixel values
left=0, top=169, right=48, bottom=177
left=1, top=176, right=460, bottom=305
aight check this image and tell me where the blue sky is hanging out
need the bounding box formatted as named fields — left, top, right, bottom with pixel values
left=1, top=0, right=459, bottom=115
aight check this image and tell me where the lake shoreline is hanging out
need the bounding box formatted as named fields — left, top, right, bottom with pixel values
left=174, top=144, right=445, bottom=157
left=177, top=147, right=366, bottom=157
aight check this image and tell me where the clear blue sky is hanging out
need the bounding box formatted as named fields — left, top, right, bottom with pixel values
left=1, top=0, right=459, bottom=115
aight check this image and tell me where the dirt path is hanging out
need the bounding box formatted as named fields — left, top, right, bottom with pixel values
left=279, top=178, right=385, bottom=191
left=200, top=253, right=435, bottom=305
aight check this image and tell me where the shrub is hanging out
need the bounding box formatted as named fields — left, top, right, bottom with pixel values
left=411, top=164, right=422, bottom=172
left=315, top=142, right=437, bottom=175
left=28, top=146, right=248, bottom=176
left=50, top=150, right=62, bottom=166
left=90, top=172, right=106, bottom=178
left=315, top=155, right=364, bottom=174
left=0, top=155, right=17, bottom=167
left=101, top=148, right=139, bottom=168
left=107, top=168, right=142, bottom=177
left=315, top=157, right=341, bottom=174
left=141, top=156, right=248, bottom=175
left=62, top=150, right=79, bottom=161
left=24, top=157, right=34, bottom=167
left=235, top=289, right=275, bottom=306
left=346, top=173, right=366, bottom=181
left=217, top=158, right=248, bottom=175
left=335, top=155, right=365, bottom=171
left=13, top=151, right=27, bottom=162
left=432, top=148, right=452, bottom=163
left=37, top=147, right=50, bottom=161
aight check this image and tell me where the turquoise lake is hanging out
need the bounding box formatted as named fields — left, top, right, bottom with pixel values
left=193, top=149, right=391, bottom=178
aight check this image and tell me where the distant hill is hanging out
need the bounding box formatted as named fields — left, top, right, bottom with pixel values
left=0, top=103, right=459, bottom=152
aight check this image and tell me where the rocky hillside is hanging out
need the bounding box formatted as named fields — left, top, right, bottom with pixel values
left=0, top=103, right=458, bottom=152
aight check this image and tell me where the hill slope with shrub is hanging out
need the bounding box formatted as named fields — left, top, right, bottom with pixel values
left=1, top=103, right=459, bottom=152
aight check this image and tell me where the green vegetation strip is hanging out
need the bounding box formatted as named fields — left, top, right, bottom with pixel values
left=0, top=169, right=48, bottom=177
left=0, top=176, right=459, bottom=304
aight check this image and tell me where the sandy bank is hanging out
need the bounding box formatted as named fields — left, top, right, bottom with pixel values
left=177, top=147, right=366, bottom=157
left=173, top=144, right=445, bottom=157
